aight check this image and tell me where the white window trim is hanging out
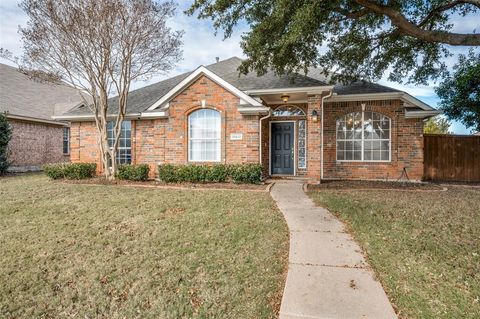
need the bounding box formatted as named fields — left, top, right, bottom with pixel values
left=188, top=109, right=222, bottom=163
left=336, top=111, right=392, bottom=163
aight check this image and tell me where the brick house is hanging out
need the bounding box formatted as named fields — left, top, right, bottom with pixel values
left=56, top=57, right=440, bottom=182
left=0, top=63, right=85, bottom=171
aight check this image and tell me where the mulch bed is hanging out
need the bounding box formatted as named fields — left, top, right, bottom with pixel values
left=307, top=179, right=444, bottom=191
left=60, top=177, right=270, bottom=191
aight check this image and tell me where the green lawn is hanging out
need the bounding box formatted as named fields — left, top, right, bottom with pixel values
left=308, top=186, right=480, bottom=319
left=0, top=174, right=288, bottom=319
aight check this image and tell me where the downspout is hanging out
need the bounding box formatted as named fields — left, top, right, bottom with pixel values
left=259, top=109, right=272, bottom=171
left=321, top=90, right=333, bottom=181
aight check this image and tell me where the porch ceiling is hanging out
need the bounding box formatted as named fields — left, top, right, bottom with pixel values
left=256, top=92, right=309, bottom=105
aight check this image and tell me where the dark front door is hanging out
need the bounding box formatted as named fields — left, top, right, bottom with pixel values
left=271, top=122, right=294, bottom=175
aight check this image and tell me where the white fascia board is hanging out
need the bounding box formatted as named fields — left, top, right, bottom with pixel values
left=237, top=105, right=270, bottom=115
left=245, top=86, right=334, bottom=95
left=328, top=92, right=435, bottom=111
left=140, top=111, right=168, bottom=119
left=52, top=113, right=142, bottom=121
left=147, top=66, right=262, bottom=111
left=404, top=110, right=442, bottom=118
left=7, top=114, right=70, bottom=126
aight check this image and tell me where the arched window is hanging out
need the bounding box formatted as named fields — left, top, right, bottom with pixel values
left=272, top=105, right=306, bottom=117
left=188, top=109, right=221, bottom=162
left=336, top=111, right=391, bottom=161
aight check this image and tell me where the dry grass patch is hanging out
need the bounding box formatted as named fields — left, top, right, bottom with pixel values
left=308, top=187, right=480, bottom=319
left=0, top=174, right=288, bottom=319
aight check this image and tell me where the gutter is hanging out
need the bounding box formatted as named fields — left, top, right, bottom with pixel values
left=245, top=85, right=335, bottom=95
left=404, top=110, right=442, bottom=119
left=52, top=111, right=169, bottom=121
left=321, top=90, right=333, bottom=181
left=6, top=113, right=70, bottom=126
left=328, top=92, right=434, bottom=111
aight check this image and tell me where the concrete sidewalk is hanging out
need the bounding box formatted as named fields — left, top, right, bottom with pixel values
left=270, top=180, right=397, bottom=319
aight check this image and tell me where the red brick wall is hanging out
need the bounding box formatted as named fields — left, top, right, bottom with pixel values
left=71, top=76, right=261, bottom=178
left=70, top=121, right=102, bottom=174
left=7, top=119, right=69, bottom=170
left=322, top=99, right=424, bottom=181
left=69, top=84, right=425, bottom=181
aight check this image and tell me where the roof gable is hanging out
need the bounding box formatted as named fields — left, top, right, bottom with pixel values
left=147, top=66, right=262, bottom=111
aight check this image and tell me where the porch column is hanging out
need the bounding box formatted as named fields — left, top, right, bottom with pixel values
left=307, top=95, right=321, bottom=183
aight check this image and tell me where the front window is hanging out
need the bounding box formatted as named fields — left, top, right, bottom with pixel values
left=63, top=127, right=70, bottom=154
left=107, top=120, right=131, bottom=164
left=188, top=109, right=221, bottom=162
left=336, top=111, right=391, bottom=161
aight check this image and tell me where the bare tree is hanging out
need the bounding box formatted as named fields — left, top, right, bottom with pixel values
left=20, top=0, right=183, bottom=179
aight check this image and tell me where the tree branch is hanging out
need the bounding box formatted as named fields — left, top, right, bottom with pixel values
left=354, top=0, right=480, bottom=45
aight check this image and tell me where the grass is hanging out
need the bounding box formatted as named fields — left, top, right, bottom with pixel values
left=308, top=186, right=480, bottom=319
left=0, top=174, right=288, bottom=318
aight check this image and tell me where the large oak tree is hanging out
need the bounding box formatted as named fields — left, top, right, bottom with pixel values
left=188, top=0, right=479, bottom=84
left=20, top=0, right=183, bottom=179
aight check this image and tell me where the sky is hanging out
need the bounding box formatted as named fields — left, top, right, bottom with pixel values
left=0, top=0, right=477, bottom=134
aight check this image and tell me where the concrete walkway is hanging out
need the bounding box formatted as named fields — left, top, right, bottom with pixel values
left=270, top=180, right=397, bottom=319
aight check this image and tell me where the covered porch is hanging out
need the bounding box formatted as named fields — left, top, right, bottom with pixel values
left=249, top=87, right=333, bottom=182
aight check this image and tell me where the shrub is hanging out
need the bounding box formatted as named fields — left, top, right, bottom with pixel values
left=117, top=164, right=150, bottom=181
left=158, top=163, right=262, bottom=184
left=43, top=163, right=96, bottom=180
left=229, top=163, right=263, bottom=184
left=0, top=113, right=12, bottom=175
left=157, top=164, right=180, bottom=183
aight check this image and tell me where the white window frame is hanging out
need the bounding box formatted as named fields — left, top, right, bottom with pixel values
left=336, top=111, right=391, bottom=162
left=188, top=109, right=221, bottom=162
left=107, top=120, right=132, bottom=165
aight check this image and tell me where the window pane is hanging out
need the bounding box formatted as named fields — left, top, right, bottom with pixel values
left=381, top=151, right=389, bottom=161
left=373, top=151, right=381, bottom=160
left=345, top=151, right=353, bottom=160
left=107, top=120, right=131, bottom=165
left=354, top=151, right=361, bottom=160
left=188, top=109, right=221, bottom=161
left=337, top=150, right=345, bottom=160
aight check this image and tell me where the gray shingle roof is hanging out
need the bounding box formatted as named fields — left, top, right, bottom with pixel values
left=0, top=63, right=86, bottom=121
left=304, top=67, right=401, bottom=95
left=63, top=56, right=403, bottom=116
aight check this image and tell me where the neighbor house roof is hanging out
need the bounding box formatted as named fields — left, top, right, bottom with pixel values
left=0, top=63, right=85, bottom=125
left=60, top=56, right=438, bottom=119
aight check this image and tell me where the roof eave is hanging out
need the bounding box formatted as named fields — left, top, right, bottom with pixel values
left=328, top=92, right=436, bottom=111
left=237, top=105, right=270, bottom=115
left=245, top=86, right=334, bottom=95
left=6, top=113, right=70, bottom=126
left=404, top=110, right=442, bottom=119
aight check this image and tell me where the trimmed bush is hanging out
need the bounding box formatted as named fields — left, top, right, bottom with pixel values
left=43, top=163, right=96, bottom=180
left=158, top=163, right=262, bottom=184
left=229, top=163, right=263, bottom=184
left=117, top=164, right=150, bottom=181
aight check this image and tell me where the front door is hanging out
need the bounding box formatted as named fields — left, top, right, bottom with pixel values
left=271, top=122, right=294, bottom=175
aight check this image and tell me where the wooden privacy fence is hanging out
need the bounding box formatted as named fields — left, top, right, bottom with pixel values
left=424, top=134, right=480, bottom=182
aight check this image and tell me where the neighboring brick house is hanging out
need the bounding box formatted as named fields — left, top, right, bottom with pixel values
left=57, top=57, right=440, bottom=182
left=0, top=63, right=85, bottom=171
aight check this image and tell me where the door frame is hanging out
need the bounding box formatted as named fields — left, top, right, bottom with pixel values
left=269, top=120, right=296, bottom=176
